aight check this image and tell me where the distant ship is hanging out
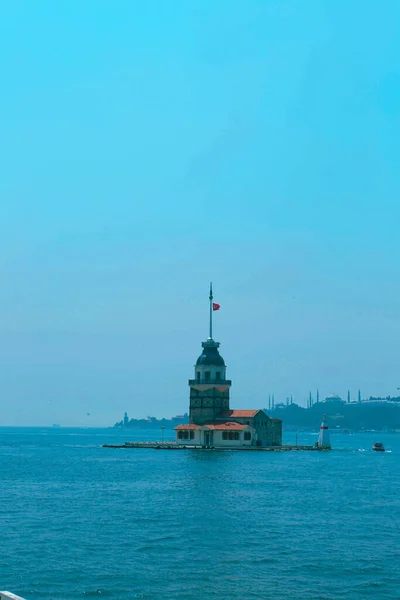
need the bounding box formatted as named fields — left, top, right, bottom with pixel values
left=372, top=442, right=385, bottom=452
left=52, top=424, right=61, bottom=428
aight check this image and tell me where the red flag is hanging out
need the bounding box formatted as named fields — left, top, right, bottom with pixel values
left=212, top=302, right=220, bottom=311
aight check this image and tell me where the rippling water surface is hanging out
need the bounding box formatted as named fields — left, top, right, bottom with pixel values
left=0, top=427, right=399, bottom=600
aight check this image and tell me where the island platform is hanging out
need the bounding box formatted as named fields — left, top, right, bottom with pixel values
left=102, top=441, right=330, bottom=451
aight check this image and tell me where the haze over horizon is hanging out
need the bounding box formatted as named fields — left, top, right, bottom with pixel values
left=1, top=1, right=400, bottom=426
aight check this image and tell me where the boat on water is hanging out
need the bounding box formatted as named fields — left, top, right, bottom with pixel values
left=372, top=442, right=385, bottom=452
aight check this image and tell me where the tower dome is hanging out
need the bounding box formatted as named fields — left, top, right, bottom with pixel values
left=196, top=341, right=226, bottom=367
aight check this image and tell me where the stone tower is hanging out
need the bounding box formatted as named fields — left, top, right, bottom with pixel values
left=189, top=284, right=232, bottom=425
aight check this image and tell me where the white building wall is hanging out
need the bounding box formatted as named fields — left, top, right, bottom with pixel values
left=176, top=430, right=202, bottom=445
left=176, top=428, right=254, bottom=446
left=211, top=431, right=254, bottom=446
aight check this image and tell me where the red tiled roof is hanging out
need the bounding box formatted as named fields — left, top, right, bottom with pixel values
left=174, top=421, right=253, bottom=431
left=218, top=409, right=259, bottom=418
left=203, top=421, right=248, bottom=431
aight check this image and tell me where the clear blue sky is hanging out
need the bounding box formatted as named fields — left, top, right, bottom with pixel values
left=1, top=0, right=400, bottom=426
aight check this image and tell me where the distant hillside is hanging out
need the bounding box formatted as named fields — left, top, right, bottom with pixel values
left=114, top=401, right=400, bottom=432
left=114, top=415, right=189, bottom=429
left=267, top=400, right=400, bottom=431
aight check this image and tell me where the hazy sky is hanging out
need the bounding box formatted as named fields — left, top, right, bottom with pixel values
left=1, top=0, right=400, bottom=426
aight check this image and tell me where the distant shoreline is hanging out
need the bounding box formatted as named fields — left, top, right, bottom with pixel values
left=115, top=399, right=400, bottom=433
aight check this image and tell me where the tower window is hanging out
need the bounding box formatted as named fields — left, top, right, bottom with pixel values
left=215, top=372, right=221, bottom=381
left=205, top=371, right=210, bottom=381
left=197, top=372, right=201, bottom=381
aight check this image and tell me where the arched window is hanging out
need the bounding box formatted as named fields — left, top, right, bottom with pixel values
left=244, top=431, right=251, bottom=441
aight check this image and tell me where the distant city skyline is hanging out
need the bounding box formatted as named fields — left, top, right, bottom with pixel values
left=1, top=1, right=400, bottom=426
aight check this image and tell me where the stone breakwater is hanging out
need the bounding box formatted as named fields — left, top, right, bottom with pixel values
left=102, top=442, right=330, bottom=451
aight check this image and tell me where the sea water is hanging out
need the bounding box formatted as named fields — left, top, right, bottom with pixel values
left=0, top=427, right=399, bottom=600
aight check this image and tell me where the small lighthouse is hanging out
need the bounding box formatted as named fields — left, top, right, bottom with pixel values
left=317, top=414, right=331, bottom=449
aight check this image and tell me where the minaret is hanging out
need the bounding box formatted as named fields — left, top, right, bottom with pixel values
left=347, top=390, right=351, bottom=404
left=316, top=389, right=320, bottom=403
left=358, top=389, right=361, bottom=403
left=189, top=283, right=231, bottom=425
left=318, top=414, right=331, bottom=449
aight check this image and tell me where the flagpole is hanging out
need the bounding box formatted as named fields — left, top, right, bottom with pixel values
left=209, top=282, right=213, bottom=339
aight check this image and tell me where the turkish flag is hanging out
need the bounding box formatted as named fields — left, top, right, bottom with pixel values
left=212, top=303, right=220, bottom=311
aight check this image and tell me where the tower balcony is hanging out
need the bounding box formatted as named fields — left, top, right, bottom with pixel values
left=189, top=379, right=232, bottom=386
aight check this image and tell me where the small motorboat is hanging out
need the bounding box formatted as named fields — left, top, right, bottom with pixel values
left=372, top=442, right=385, bottom=452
